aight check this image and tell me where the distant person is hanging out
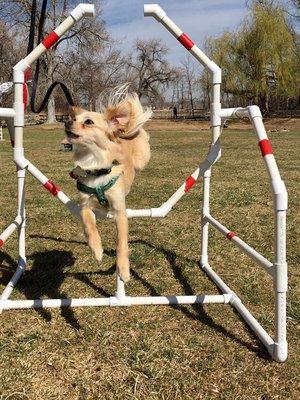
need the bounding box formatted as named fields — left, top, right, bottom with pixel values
left=172, top=106, right=178, bottom=119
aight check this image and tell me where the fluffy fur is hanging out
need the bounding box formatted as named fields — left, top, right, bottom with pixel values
left=65, top=90, right=152, bottom=282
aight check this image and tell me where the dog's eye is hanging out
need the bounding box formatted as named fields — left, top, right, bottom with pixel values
left=84, top=119, right=94, bottom=125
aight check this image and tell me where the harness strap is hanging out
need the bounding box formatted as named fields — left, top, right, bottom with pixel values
left=77, top=175, right=120, bottom=205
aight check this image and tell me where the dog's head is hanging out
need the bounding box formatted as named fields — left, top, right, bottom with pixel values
left=65, top=93, right=152, bottom=149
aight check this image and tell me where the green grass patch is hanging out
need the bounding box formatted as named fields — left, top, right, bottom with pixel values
left=0, top=125, right=299, bottom=399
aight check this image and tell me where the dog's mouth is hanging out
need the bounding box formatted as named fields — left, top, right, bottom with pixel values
left=65, top=130, right=80, bottom=139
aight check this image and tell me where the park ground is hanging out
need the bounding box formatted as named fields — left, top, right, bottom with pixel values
left=0, top=119, right=299, bottom=399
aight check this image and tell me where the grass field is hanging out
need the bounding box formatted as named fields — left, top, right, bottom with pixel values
left=0, top=123, right=299, bottom=399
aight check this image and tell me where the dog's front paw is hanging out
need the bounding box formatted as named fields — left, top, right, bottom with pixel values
left=117, top=258, right=130, bottom=282
left=94, top=248, right=103, bottom=263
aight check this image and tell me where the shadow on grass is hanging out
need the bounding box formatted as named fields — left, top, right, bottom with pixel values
left=1, top=238, right=271, bottom=360
left=67, top=237, right=270, bottom=360
left=29, top=234, right=86, bottom=246
left=0, top=249, right=81, bottom=330
left=129, top=239, right=270, bottom=361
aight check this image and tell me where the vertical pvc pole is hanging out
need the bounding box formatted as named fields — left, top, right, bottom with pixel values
left=0, top=70, right=27, bottom=302
left=274, top=210, right=287, bottom=362
left=248, top=106, right=288, bottom=362
left=200, top=168, right=210, bottom=266
left=201, top=83, right=221, bottom=266
left=115, top=276, right=126, bottom=300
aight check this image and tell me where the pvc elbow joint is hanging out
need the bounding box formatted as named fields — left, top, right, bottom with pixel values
left=144, top=4, right=166, bottom=21
left=13, top=59, right=30, bottom=82
left=151, top=203, right=172, bottom=217
left=71, top=3, right=95, bottom=21
left=211, top=65, right=222, bottom=85
left=247, top=105, right=262, bottom=120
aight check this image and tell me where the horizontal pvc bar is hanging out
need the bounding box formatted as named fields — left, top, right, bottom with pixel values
left=219, top=107, right=248, bottom=119
left=126, top=209, right=152, bottom=218
left=205, top=214, right=274, bottom=276
left=201, top=263, right=275, bottom=357
left=0, top=108, right=15, bottom=118
left=0, top=294, right=232, bottom=310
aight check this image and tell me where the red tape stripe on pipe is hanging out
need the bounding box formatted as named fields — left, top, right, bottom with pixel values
left=226, top=231, right=236, bottom=240
left=23, top=68, right=31, bottom=108
left=259, top=139, right=273, bottom=157
left=184, top=176, right=196, bottom=192
left=24, top=68, right=31, bottom=82
left=42, top=31, right=59, bottom=49
left=177, top=33, right=195, bottom=50
left=23, top=83, right=28, bottom=108
left=0, top=239, right=4, bottom=248
left=43, top=180, right=60, bottom=196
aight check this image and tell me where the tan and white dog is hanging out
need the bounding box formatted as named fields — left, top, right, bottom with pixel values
left=65, top=91, right=152, bottom=282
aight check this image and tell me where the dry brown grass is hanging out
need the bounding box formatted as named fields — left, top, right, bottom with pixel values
left=0, top=123, right=299, bottom=400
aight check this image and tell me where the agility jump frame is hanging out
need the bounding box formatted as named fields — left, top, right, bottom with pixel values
left=0, top=4, right=288, bottom=362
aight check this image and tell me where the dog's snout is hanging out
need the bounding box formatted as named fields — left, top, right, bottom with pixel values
left=65, top=120, right=72, bottom=129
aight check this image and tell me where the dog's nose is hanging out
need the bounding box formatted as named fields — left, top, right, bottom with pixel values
left=65, top=120, right=72, bottom=129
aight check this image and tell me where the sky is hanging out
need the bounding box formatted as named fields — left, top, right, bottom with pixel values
left=101, top=0, right=249, bottom=65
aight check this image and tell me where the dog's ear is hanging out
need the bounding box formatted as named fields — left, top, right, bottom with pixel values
left=105, top=94, right=152, bottom=138
left=106, top=99, right=132, bottom=133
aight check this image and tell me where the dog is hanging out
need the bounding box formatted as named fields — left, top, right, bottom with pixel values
left=65, top=90, right=152, bottom=282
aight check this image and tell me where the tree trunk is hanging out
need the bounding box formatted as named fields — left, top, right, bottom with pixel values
left=46, top=97, right=57, bottom=124
left=45, top=55, right=57, bottom=124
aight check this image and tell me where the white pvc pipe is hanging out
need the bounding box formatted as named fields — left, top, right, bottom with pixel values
left=219, top=107, right=248, bottom=119
left=0, top=216, right=22, bottom=243
left=0, top=108, right=15, bottom=118
left=0, top=259, right=26, bottom=304
left=23, top=5, right=95, bottom=66
left=121, top=141, right=221, bottom=219
left=273, top=210, right=288, bottom=362
left=231, top=298, right=275, bottom=353
left=205, top=214, right=274, bottom=276
left=201, top=263, right=275, bottom=357
left=200, top=169, right=211, bottom=266
left=0, top=168, right=27, bottom=308
left=0, top=294, right=231, bottom=310
left=144, top=4, right=221, bottom=83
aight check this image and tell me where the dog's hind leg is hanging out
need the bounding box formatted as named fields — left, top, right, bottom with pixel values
left=81, top=206, right=103, bottom=263
left=114, top=209, right=130, bottom=282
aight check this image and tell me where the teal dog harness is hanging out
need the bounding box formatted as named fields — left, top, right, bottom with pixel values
left=76, top=176, right=120, bottom=205
left=70, top=164, right=120, bottom=206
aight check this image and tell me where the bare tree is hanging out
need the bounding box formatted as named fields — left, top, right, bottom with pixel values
left=128, top=39, right=176, bottom=104
left=181, top=56, right=199, bottom=116
left=63, top=43, right=127, bottom=110
left=0, top=0, right=108, bottom=122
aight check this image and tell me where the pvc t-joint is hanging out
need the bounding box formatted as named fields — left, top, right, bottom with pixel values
left=70, top=3, right=95, bottom=21
left=13, top=148, right=29, bottom=169
left=144, top=4, right=166, bottom=21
